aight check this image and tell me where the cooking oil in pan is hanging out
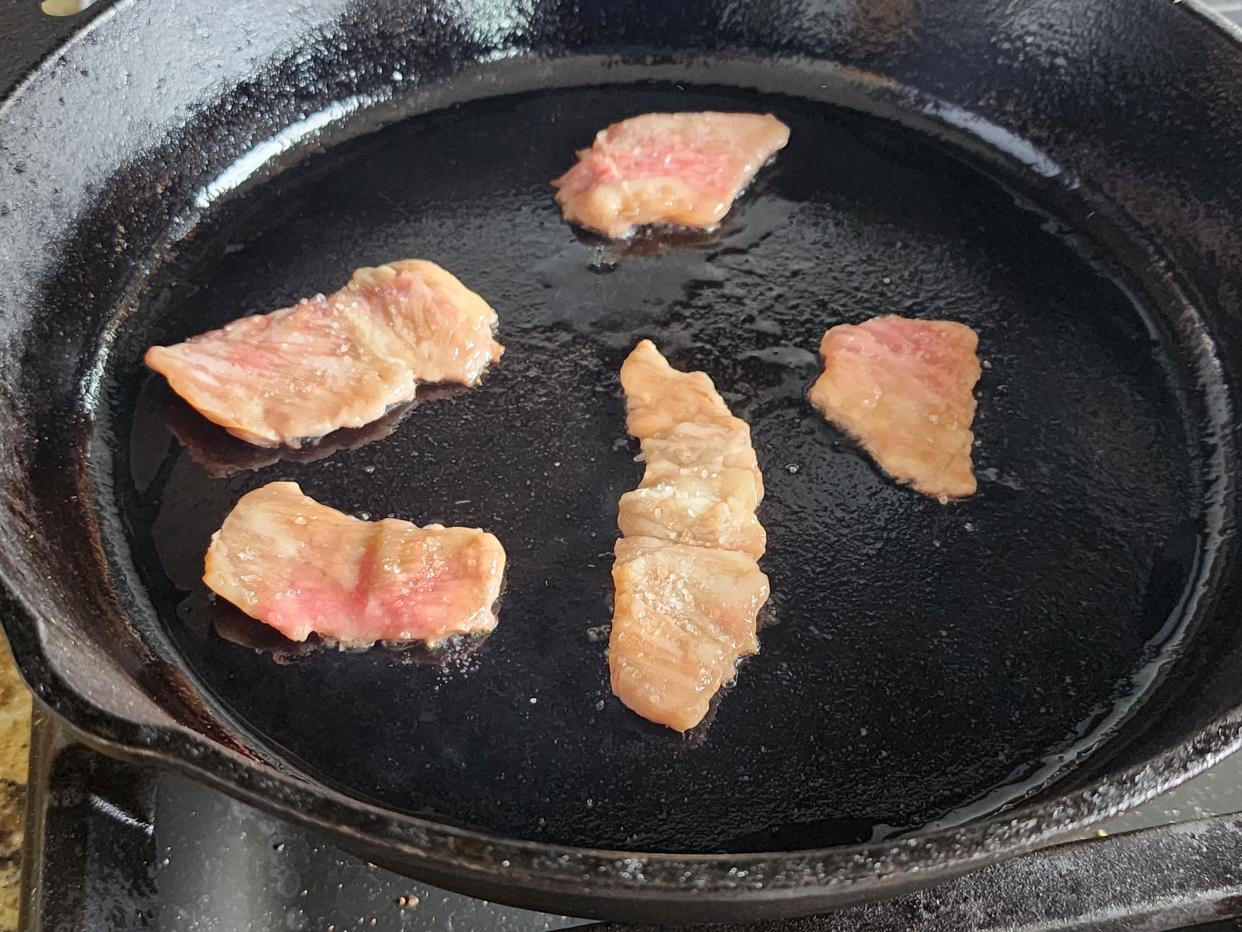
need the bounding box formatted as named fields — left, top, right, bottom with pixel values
left=106, top=76, right=1221, bottom=852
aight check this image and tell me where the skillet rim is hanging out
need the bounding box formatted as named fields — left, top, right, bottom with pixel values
left=8, top=618, right=1242, bottom=907
left=1, top=0, right=1241, bottom=917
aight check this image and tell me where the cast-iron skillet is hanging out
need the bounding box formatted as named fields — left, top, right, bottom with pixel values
left=2, top=0, right=1242, bottom=923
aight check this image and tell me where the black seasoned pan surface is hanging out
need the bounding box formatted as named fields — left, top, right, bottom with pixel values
left=104, top=81, right=1207, bottom=854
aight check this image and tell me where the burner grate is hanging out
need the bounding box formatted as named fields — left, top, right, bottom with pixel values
left=21, top=711, right=1242, bottom=932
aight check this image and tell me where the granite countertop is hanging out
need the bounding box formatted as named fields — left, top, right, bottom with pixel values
left=0, top=638, right=32, bottom=932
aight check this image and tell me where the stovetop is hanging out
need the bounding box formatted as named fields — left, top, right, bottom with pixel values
left=20, top=705, right=1242, bottom=932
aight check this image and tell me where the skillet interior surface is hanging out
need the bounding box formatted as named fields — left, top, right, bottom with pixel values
left=101, top=79, right=1210, bottom=854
